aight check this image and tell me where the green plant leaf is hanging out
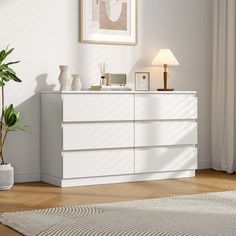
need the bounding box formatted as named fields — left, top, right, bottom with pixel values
left=15, top=111, right=21, bottom=122
left=6, top=61, right=20, bottom=66
left=9, top=73, right=21, bottom=82
left=4, top=104, right=14, bottom=125
left=2, top=71, right=11, bottom=81
left=0, top=72, right=10, bottom=82
left=3, top=105, right=28, bottom=131
left=2, top=65, right=16, bottom=75
left=2, top=48, right=14, bottom=61
left=0, top=80, right=5, bottom=86
left=0, top=47, right=21, bottom=85
left=0, top=64, right=5, bottom=71
left=0, top=50, right=5, bottom=64
left=8, top=124, right=28, bottom=132
left=5, top=104, right=13, bottom=115
left=8, top=114, right=17, bottom=127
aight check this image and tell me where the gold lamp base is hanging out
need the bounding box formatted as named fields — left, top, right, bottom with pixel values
left=157, top=64, right=174, bottom=92
left=157, top=88, right=174, bottom=91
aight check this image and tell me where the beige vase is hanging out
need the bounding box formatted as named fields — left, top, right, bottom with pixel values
left=71, top=74, right=82, bottom=91
left=59, top=65, right=70, bottom=91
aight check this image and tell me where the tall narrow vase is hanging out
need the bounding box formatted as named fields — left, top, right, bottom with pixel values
left=58, top=65, right=70, bottom=91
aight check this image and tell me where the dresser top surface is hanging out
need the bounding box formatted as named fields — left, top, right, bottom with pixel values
left=41, top=90, right=197, bottom=95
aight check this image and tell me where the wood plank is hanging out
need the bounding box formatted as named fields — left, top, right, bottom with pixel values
left=0, top=170, right=236, bottom=235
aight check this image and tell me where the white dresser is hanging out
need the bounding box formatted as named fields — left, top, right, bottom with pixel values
left=41, top=91, right=197, bottom=187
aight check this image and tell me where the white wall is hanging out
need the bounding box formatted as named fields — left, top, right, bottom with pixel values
left=0, top=0, right=213, bottom=182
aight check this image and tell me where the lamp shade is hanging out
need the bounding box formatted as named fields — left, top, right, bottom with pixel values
left=151, top=49, right=180, bottom=66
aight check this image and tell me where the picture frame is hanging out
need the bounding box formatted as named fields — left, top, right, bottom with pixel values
left=80, top=0, right=137, bottom=45
left=135, top=72, right=150, bottom=91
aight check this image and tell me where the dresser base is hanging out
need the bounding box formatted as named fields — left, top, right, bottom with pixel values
left=41, top=170, right=195, bottom=188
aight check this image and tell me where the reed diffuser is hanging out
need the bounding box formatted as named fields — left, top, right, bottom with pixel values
left=98, top=63, right=108, bottom=86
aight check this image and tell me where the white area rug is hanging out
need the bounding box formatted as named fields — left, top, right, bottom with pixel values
left=1, top=191, right=236, bottom=236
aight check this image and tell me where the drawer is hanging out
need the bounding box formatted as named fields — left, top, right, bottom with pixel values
left=63, top=122, right=134, bottom=150
left=63, top=149, right=134, bottom=178
left=63, top=94, right=134, bottom=122
left=135, top=121, right=197, bottom=147
left=135, top=147, right=197, bottom=173
left=135, top=94, right=197, bottom=120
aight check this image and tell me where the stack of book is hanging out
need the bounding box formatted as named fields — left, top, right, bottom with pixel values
left=89, top=85, right=102, bottom=91
left=89, top=86, right=132, bottom=91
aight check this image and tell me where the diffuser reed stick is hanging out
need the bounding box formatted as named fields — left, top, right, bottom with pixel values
left=98, top=63, right=108, bottom=86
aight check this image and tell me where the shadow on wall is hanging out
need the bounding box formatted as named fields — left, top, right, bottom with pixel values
left=34, top=74, right=56, bottom=93
left=4, top=74, right=56, bottom=182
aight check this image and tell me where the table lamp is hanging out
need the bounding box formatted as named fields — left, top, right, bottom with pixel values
left=151, top=49, right=179, bottom=91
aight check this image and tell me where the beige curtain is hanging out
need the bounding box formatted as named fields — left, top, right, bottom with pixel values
left=211, top=0, right=236, bottom=173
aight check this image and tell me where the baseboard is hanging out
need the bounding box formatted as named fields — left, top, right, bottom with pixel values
left=41, top=170, right=196, bottom=187
left=198, top=160, right=212, bottom=169
left=15, top=164, right=210, bottom=184
left=15, top=162, right=210, bottom=184
left=14, top=173, right=40, bottom=183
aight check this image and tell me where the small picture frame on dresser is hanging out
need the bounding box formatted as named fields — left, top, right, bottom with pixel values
left=135, top=72, right=150, bottom=91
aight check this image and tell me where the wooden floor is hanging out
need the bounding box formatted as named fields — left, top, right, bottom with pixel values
left=0, top=170, right=236, bottom=235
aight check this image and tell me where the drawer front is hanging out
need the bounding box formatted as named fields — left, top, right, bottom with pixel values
left=63, top=149, right=134, bottom=178
left=135, top=147, right=197, bottom=173
left=63, top=94, right=134, bottom=122
left=135, top=94, right=197, bottom=120
left=63, top=122, right=134, bottom=150
left=135, top=121, right=197, bottom=147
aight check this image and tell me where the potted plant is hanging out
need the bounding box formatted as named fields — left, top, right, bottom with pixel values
left=0, top=47, right=27, bottom=190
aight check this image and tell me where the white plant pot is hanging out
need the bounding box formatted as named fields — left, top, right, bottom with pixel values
left=0, top=163, right=14, bottom=190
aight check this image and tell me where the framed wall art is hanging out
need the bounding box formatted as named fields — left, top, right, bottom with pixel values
left=80, top=0, right=137, bottom=45
left=135, top=72, right=150, bottom=91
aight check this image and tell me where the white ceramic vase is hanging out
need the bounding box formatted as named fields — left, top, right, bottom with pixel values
left=59, top=65, right=70, bottom=91
left=0, top=163, right=14, bottom=190
left=71, top=74, right=82, bottom=91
